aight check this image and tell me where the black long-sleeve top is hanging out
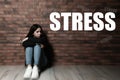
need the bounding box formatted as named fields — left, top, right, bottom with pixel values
left=22, top=37, right=47, bottom=48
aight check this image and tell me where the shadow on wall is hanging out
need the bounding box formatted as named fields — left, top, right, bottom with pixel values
left=39, top=30, right=55, bottom=71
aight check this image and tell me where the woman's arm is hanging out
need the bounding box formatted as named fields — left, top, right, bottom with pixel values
left=28, top=37, right=47, bottom=48
left=22, top=37, right=36, bottom=47
left=21, top=37, right=28, bottom=43
left=22, top=37, right=46, bottom=48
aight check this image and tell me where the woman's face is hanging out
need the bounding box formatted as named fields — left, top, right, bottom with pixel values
left=33, top=28, right=41, bottom=38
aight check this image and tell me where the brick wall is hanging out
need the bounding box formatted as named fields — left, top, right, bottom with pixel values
left=0, top=0, right=120, bottom=65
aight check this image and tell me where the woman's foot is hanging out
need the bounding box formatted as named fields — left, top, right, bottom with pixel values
left=31, top=65, right=39, bottom=79
left=24, top=65, right=32, bottom=79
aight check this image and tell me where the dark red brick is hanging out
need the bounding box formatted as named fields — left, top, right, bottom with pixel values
left=0, top=0, right=119, bottom=65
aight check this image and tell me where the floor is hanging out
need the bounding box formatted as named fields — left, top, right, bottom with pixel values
left=0, top=65, right=120, bottom=80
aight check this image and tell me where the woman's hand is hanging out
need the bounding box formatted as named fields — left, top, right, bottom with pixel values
left=41, top=44, right=44, bottom=48
left=21, top=37, right=28, bottom=43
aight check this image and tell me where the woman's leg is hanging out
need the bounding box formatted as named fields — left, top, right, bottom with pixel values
left=25, top=47, right=33, bottom=65
left=24, top=47, right=33, bottom=78
left=31, top=44, right=41, bottom=79
left=33, top=44, right=41, bottom=65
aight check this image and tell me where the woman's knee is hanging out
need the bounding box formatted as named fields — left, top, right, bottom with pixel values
left=34, top=44, right=41, bottom=49
left=25, top=47, right=33, bottom=54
